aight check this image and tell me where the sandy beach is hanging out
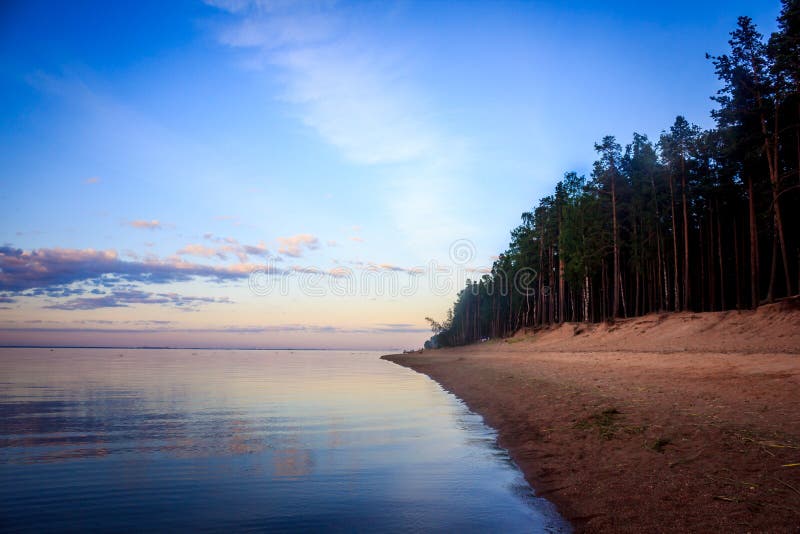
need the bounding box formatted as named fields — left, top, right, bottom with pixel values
left=383, top=300, right=800, bottom=533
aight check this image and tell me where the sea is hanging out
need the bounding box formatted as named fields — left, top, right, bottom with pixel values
left=0, top=348, right=568, bottom=532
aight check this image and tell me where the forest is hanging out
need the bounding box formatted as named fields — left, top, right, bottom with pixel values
left=426, top=1, right=800, bottom=348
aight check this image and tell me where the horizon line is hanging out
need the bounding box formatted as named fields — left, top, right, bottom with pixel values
left=0, top=345, right=402, bottom=352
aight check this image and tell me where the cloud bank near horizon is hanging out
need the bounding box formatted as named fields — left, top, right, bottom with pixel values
left=0, top=246, right=279, bottom=293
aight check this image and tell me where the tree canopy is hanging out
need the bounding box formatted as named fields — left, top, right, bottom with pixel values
left=425, top=1, right=800, bottom=348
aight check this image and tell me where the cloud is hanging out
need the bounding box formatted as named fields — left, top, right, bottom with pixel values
left=374, top=323, right=430, bottom=333
left=328, top=266, right=350, bottom=278
left=69, top=319, right=174, bottom=326
left=83, top=177, right=101, bottom=184
left=0, top=245, right=284, bottom=293
left=45, top=289, right=233, bottom=311
left=127, top=219, right=162, bottom=230
left=208, top=1, right=475, bottom=254
left=326, top=240, right=338, bottom=246
left=0, top=322, right=430, bottom=336
left=277, top=234, right=319, bottom=257
left=339, top=260, right=423, bottom=275
left=289, top=265, right=324, bottom=275
left=179, top=239, right=272, bottom=262
left=278, top=43, right=437, bottom=166
left=177, top=243, right=225, bottom=259
left=371, top=263, right=424, bottom=275
left=23, top=286, right=87, bottom=298
left=241, top=242, right=270, bottom=258
left=203, top=233, right=239, bottom=244
left=349, top=236, right=364, bottom=243
left=206, top=0, right=306, bottom=17
left=208, top=2, right=438, bottom=164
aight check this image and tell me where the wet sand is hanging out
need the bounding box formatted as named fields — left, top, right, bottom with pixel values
left=383, top=300, right=800, bottom=532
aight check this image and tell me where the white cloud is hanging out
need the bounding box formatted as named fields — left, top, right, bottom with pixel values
left=272, top=42, right=439, bottom=165
left=208, top=1, right=476, bottom=256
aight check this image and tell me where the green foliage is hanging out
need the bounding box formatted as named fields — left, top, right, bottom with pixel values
left=425, top=2, right=800, bottom=346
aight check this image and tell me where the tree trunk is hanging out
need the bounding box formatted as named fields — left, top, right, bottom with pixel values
left=762, top=105, right=792, bottom=297
left=747, top=176, right=760, bottom=308
left=601, top=259, right=607, bottom=322
left=733, top=219, right=742, bottom=310
left=768, top=230, right=778, bottom=303
left=583, top=271, right=590, bottom=322
left=669, top=175, right=680, bottom=311
left=716, top=201, right=726, bottom=311
left=558, top=256, right=565, bottom=324
left=699, top=211, right=705, bottom=311
left=707, top=212, right=714, bottom=311
left=650, top=173, right=666, bottom=311
left=681, top=159, right=690, bottom=311
left=612, top=171, right=620, bottom=320
left=558, top=203, right=565, bottom=324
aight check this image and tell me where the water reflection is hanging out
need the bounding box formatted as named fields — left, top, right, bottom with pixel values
left=0, top=348, right=568, bottom=532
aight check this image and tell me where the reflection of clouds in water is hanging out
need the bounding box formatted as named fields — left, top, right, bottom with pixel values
left=272, top=430, right=314, bottom=478
left=327, top=415, right=346, bottom=450
left=1, top=410, right=276, bottom=464
left=227, top=418, right=269, bottom=456
left=325, top=416, right=363, bottom=479
left=0, top=348, right=566, bottom=532
left=21, top=445, right=112, bottom=464
left=274, top=448, right=314, bottom=478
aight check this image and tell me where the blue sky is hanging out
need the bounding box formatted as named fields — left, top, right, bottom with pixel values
left=0, top=0, right=780, bottom=348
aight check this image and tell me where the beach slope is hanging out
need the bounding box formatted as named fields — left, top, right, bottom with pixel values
left=383, top=300, right=800, bottom=532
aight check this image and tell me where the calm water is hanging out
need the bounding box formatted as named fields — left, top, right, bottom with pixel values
left=0, top=348, right=567, bottom=532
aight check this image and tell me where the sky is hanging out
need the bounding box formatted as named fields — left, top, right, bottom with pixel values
left=0, top=0, right=781, bottom=349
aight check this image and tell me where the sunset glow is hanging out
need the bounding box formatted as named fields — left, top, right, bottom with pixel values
left=0, top=0, right=779, bottom=348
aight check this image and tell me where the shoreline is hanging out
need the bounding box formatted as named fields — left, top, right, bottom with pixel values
left=383, top=303, right=800, bottom=532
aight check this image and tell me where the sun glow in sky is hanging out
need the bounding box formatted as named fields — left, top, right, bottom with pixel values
left=0, top=0, right=779, bottom=349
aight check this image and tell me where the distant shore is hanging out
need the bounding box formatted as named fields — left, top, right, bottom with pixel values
left=383, top=300, right=800, bottom=533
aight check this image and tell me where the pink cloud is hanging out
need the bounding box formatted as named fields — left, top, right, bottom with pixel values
left=177, top=243, right=222, bottom=259
left=372, top=263, right=424, bottom=274
left=127, top=219, right=162, bottom=230
left=179, top=240, right=271, bottom=263
left=277, top=234, right=319, bottom=257
left=0, top=245, right=284, bottom=292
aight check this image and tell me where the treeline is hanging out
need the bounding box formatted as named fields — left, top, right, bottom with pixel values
left=426, top=3, right=800, bottom=348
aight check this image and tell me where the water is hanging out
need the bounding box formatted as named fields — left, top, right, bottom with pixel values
left=0, top=348, right=567, bottom=532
